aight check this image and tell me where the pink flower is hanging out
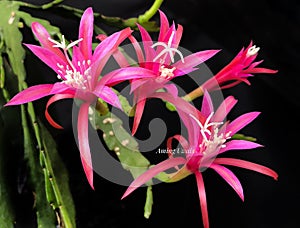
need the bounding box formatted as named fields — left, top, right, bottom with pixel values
left=124, top=11, right=220, bottom=135
left=201, top=41, right=278, bottom=91
left=121, top=91, right=278, bottom=228
left=5, top=7, right=155, bottom=189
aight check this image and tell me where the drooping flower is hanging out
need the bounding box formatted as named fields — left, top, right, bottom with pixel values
left=5, top=7, right=155, bottom=189
left=111, top=11, right=220, bottom=135
left=201, top=41, right=278, bottom=91
left=121, top=91, right=278, bottom=228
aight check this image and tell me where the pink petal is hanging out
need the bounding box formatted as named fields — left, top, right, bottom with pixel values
left=167, top=135, right=189, bottom=156
left=78, top=102, right=94, bottom=189
left=24, top=44, right=67, bottom=75
left=212, top=96, right=237, bottom=122
left=100, top=67, right=155, bottom=86
left=245, top=67, right=278, bottom=74
left=31, top=22, right=65, bottom=59
left=158, top=10, right=170, bottom=42
left=45, top=93, right=75, bottom=129
left=137, top=24, right=155, bottom=63
left=78, top=7, right=94, bottom=60
left=92, top=28, right=132, bottom=79
left=201, top=90, right=214, bottom=118
left=214, top=158, right=278, bottom=180
left=226, top=112, right=260, bottom=136
left=210, top=163, right=244, bottom=201
left=96, top=34, right=130, bottom=68
left=128, top=35, right=145, bottom=64
left=5, top=84, right=55, bottom=106
left=195, top=172, right=209, bottom=228
left=173, top=50, right=220, bottom=75
left=174, top=24, right=183, bottom=48
left=218, top=140, right=263, bottom=154
left=130, top=79, right=149, bottom=93
left=121, top=157, right=186, bottom=199
left=131, top=98, right=146, bottom=135
left=93, top=86, right=121, bottom=110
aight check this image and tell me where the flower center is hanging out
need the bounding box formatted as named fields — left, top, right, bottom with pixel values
left=189, top=113, right=231, bottom=155
left=48, top=35, right=92, bottom=90
left=57, top=60, right=92, bottom=90
left=159, top=65, right=176, bottom=79
left=247, top=45, right=260, bottom=57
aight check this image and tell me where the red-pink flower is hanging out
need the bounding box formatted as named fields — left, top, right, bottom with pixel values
left=201, top=41, right=278, bottom=91
left=5, top=7, right=155, bottom=189
left=124, top=11, right=220, bottom=135
left=121, top=91, right=278, bottom=228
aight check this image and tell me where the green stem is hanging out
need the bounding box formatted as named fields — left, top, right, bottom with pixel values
left=138, top=0, right=164, bottom=23
left=182, top=86, right=204, bottom=102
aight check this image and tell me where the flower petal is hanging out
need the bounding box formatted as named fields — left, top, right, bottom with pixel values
left=92, top=28, right=133, bottom=79
left=201, top=90, right=214, bottom=118
left=24, top=44, right=67, bottom=75
left=121, top=157, right=186, bottom=199
left=218, top=140, right=263, bottom=154
left=78, top=102, right=94, bottom=189
left=226, top=112, right=260, bottom=136
left=158, top=10, right=170, bottom=42
left=45, top=93, right=75, bottom=129
left=93, top=86, right=121, bottom=110
left=173, top=50, right=220, bottom=76
left=210, top=163, right=244, bottom=201
left=214, top=158, right=278, bottom=180
left=31, top=22, right=65, bottom=59
left=78, top=7, right=94, bottom=60
left=195, top=172, right=209, bottom=228
left=212, top=96, right=237, bottom=122
left=131, top=98, right=146, bottom=135
left=100, top=67, right=156, bottom=86
left=5, top=84, right=55, bottom=106
left=96, top=34, right=130, bottom=68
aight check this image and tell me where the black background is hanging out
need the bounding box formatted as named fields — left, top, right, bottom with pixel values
left=17, top=0, right=300, bottom=227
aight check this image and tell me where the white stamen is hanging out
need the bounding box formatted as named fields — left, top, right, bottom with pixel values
left=152, top=31, right=185, bottom=63
left=247, top=45, right=260, bottom=57
left=159, top=65, right=176, bottom=79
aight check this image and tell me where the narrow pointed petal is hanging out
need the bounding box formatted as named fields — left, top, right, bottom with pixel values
left=128, top=35, right=145, bottom=63
left=96, top=34, right=130, bottom=67
left=78, top=102, right=94, bottom=189
left=137, top=24, right=155, bottom=63
left=210, top=164, right=244, bottom=201
left=213, top=96, right=237, bottom=122
left=201, top=90, right=214, bottom=118
left=24, top=44, right=67, bottom=75
left=100, top=67, right=155, bottom=86
left=195, top=172, right=209, bottom=228
left=158, top=10, right=170, bottom=41
left=226, top=112, right=260, bottom=136
left=173, top=50, right=220, bottom=75
left=245, top=68, right=278, bottom=74
left=45, top=93, right=75, bottom=129
left=218, top=140, right=263, bottom=154
left=131, top=98, right=146, bottom=135
left=93, top=86, right=121, bottom=110
left=92, top=28, right=132, bottom=78
left=78, top=7, right=94, bottom=60
left=121, top=157, right=186, bottom=199
left=214, top=158, right=278, bottom=180
left=5, top=84, right=54, bottom=106
left=167, top=135, right=189, bottom=155
left=31, top=22, right=65, bottom=59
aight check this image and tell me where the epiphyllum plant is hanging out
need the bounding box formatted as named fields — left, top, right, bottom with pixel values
left=122, top=91, right=278, bottom=228
left=5, top=7, right=155, bottom=189
left=126, top=11, right=220, bottom=134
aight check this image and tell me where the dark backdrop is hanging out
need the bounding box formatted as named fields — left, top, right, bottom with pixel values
left=19, top=0, right=299, bottom=227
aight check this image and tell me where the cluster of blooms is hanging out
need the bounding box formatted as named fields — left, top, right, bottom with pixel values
left=5, top=7, right=278, bottom=228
